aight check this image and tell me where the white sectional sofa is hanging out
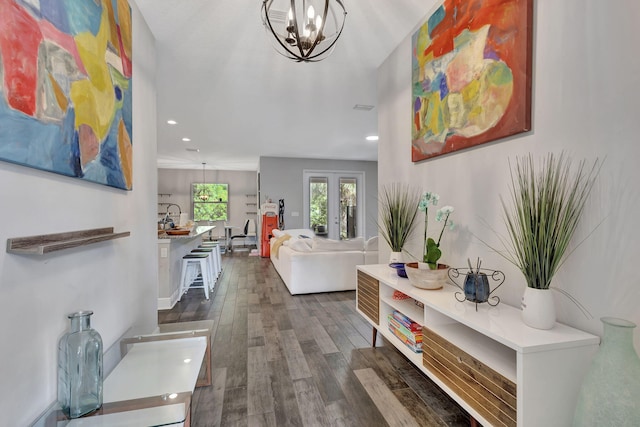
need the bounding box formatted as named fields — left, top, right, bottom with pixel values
left=269, top=229, right=379, bottom=295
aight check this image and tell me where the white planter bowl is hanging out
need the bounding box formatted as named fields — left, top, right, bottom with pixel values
left=405, top=262, right=449, bottom=290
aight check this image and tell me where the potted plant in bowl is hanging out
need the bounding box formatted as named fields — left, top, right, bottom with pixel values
left=405, top=192, right=455, bottom=289
left=490, top=152, right=600, bottom=329
left=377, top=183, right=421, bottom=268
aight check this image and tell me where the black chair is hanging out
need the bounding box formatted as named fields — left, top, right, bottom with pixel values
left=229, top=219, right=250, bottom=252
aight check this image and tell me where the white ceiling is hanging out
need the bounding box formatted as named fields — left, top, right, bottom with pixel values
left=134, top=0, right=433, bottom=170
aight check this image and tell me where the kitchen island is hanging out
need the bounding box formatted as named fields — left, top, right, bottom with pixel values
left=157, top=226, right=215, bottom=309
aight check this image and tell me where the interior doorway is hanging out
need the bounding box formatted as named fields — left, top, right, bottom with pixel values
left=303, top=170, right=365, bottom=240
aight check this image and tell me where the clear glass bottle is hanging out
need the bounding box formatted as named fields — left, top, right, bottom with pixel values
left=58, top=310, right=103, bottom=418
left=573, top=317, right=640, bottom=426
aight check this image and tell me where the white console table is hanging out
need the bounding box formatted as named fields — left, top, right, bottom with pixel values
left=356, top=264, right=599, bottom=427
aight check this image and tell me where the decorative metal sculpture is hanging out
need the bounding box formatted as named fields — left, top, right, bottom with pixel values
left=448, top=258, right=505, bottom=311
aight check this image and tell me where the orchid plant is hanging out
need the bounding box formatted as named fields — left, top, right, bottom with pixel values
left=419, top=192, right=455, bottom=270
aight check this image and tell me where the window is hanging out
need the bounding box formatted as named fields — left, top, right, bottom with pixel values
left=304, top=171, right=364, bottom=240
left=309, top=177, right=328, bottom=233
left=192, top=183, right=228, bottom=221
left=339, top=177, right=357, bottom=239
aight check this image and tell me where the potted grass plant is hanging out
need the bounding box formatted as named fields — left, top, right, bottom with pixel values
left=491, top=152, right=600, bottom=329
left=377, top=183, right=421, bottom=266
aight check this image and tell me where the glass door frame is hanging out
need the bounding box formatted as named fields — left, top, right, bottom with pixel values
left=302, top=170, right=365, bottom=240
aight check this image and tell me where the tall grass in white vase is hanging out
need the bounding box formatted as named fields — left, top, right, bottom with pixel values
left=377, top=183, right=421, bottom=263
left=493, top=153, right=600, bottom=329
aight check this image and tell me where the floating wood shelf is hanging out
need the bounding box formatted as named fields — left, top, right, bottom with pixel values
left=6, top=227, right=130, bottom=255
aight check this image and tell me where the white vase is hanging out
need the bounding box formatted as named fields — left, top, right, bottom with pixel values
left=521, top=287, right=556, bottom=329
left=389, top=251, right=403, bottom=263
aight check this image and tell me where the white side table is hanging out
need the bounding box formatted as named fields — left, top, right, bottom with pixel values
left=39, top=321, right=213, bottom=427
left=107, top=337, right=206, bottom=403
left=64, top=393, right=191, bottom=426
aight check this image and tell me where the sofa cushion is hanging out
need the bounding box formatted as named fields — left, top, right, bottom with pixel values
left=365, top=236, right=379, bottom=251
left=284, top=228, right=315, bottom=239
left=311, top=237, right=364, bottom=252
left=272, top=229, right=286, bottom=238
left=272, top=228, right=315, bottom=239
left=287, top=237, right=313, bottom=252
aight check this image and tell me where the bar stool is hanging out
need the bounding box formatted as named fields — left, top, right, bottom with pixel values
left=199, top=242, right=221, bottom=277
left=178, top=253, right=211, bottom=300
left=214, top=244, right=221, bottom=276
left=199, top=242, right=220, bottom=271
left=191, top=248, right=216, bottom=291
left=201, top=244, right=220, bottom=279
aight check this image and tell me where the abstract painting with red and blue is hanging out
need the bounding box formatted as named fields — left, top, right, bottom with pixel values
left=412, top=0, right=532, bottom=162
left=0, top=0, right=133, bottom=189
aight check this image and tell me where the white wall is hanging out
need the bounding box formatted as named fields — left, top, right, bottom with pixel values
left=259, top=156, right=378, bottom=237
left=378, top=0, right=640, bottom=347
left=0, top=4, right=158, bottom=424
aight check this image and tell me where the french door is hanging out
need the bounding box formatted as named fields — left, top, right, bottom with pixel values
left=303, top=170, right=364, bottom=240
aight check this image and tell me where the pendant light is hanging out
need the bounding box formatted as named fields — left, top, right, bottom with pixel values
left=197, top=162, right=210, bottom=201
left=262, top=0, right=347, bottom=62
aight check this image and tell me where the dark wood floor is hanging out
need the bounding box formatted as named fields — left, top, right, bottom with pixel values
left=158, top=252, right=470, bottom=427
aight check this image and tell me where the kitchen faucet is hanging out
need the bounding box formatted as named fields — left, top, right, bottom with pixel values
left=162, top=204, right=182, bottom=228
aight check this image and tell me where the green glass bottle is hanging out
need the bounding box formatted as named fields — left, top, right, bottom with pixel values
left=574, top=317, right=640, bottom=426
left=57, top=311, right=103, bottom=418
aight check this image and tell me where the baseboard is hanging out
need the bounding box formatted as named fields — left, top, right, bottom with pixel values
left=157, top=288, right=180, bottom=310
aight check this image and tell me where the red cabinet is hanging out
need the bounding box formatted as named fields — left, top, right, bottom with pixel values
left=260, top=203, right=279, bottom=258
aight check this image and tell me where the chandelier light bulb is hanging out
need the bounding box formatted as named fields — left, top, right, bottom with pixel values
left=287, top=8, right=294, bottom=30
left=307, top=5, right=315, bottom=24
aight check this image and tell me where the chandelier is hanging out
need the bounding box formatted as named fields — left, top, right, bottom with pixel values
left=197, top=162, right=210, bottom=201
left=262, top=0, right=347, bottom=62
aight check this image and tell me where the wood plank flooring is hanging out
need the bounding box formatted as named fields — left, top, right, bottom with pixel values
left=158, top=253, right=471, bottom=427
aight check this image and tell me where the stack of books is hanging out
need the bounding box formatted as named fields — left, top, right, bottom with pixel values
left=387, top=310, right=423, bottom=353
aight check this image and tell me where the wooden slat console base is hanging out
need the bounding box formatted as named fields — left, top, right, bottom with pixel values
left=423, top=326, right=517, bottom=427
left=357, top=270, right=379, bottom=325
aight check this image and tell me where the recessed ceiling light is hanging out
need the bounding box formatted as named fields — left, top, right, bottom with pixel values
left=182, top=137, right=191, bottom=142
left=366, top=135, right=379, bottom=141
left=167, top=120, right=177, bottom=125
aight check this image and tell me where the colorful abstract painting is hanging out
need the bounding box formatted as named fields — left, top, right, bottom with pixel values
left=0, top=0, right=133, bottom=189
left=412, top=0, right=532, bottom=162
